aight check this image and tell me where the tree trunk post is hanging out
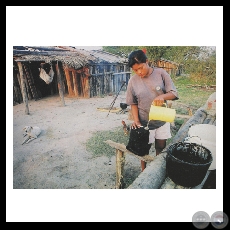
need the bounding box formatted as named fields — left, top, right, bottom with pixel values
left=17, top=62, right=29, bottom=115
left=56, top=61, right=65, bottom=106
left=115, top=149, right=125, bottom=189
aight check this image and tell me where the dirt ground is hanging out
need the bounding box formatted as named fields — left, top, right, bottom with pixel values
left=12, top=92, right=152, bottom=189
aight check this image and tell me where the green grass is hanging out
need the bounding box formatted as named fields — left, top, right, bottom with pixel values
left=173, top=76, right=215, bottom=109
left=85, top=127, right=129, bottom=159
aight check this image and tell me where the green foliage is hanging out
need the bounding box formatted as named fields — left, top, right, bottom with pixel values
left=175, top=118, right=185, bottom=126
left=102, top=46, right=137, bottom=57
left=102, top=46, right=216, bottom=85
left=175, top=107, right=189, bottom=115
left=103, top=46, right=170, bottom=62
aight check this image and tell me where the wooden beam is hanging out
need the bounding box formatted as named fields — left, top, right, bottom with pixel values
left=127, top=152, right=167, bottom=189
left=104, top=140, right=154, bottom=162
left=176, top=114, right=192, bottom=119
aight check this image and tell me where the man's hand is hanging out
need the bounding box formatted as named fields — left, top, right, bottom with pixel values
left=152, top=96, right=165, bottom=106
left=131, top=121, right=142, bottom=129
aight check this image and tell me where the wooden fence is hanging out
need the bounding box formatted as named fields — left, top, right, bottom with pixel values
left=89, top=71, right=131, bottom=97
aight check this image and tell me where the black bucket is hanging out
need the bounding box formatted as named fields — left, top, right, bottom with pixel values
left=126, top=126, right=151, bottom=156
left=166, top=142, right=213, bottom=187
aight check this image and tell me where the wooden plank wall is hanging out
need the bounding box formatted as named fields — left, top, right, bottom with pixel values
left=89, top=72, right=130, bottom=97
left=156, top=60, right=179, bottom=75
left=63, top=66, right=91, bottom=98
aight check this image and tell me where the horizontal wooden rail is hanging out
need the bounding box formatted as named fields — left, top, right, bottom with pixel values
left=104, top=140, right=154, bottom=162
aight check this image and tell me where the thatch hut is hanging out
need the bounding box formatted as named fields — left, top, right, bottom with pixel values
left=13, top=46, right=130, bottom=108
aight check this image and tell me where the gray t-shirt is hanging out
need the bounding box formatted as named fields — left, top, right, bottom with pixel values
left=126, top=67, right=179, bottom=130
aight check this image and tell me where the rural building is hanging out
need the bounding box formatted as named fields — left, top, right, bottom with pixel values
left=13, top=46, right=130, bottom=106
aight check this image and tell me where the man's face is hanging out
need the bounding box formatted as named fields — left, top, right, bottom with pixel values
left=132, top=62, right=149, bottom=78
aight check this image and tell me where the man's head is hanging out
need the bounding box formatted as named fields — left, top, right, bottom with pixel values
left=128, top=50, right=147, bottom=67
left=128, top=50, right=149, bottom=78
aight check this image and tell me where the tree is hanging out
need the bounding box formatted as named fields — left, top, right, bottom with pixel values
left=102, top=46, right=216, bottom=84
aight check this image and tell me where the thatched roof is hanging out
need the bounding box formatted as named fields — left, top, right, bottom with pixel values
left=13, top=46, right=128, bottom=69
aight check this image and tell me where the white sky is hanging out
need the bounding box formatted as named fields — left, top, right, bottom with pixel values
left=6, top=6, right=223, bottom=223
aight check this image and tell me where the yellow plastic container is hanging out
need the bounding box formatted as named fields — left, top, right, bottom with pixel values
left=149, top=105, right=176, bottom=122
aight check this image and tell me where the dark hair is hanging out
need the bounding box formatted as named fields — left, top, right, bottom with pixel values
left=128, top=50, right=147, bottom=68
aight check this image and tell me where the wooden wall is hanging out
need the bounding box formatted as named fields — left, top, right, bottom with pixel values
left=156, top=60, right=180, bottom=75
left=13, top=61, right=130, bottom=105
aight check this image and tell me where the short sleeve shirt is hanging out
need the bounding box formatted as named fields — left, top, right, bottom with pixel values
left=126, top=67, right=179, bottom=130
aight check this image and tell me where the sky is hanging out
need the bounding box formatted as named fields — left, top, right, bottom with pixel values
left=6, top=6, right=223, bottom=223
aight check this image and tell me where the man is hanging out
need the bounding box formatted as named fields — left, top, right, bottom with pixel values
left=126, top=49, right=179, bottom=171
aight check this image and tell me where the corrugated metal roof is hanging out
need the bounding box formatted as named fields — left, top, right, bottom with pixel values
left=72, top=48, right=128, bottom=64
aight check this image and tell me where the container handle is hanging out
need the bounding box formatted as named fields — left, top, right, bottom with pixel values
left=153, top=102, right=167, bottom=107
left=184, top=136, right=202, bottom=146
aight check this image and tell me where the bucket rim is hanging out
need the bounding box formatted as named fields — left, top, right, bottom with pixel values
left=166, top=142, right=213, bottom=166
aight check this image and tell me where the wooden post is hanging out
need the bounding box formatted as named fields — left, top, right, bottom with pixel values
left=17, top=62, right=29, bottom=115
left=115, top=149, right=125, bottom=189
left=56, top=61, right=65, bottom=106
left=23, top=66, right=32, bottom=100
left=80, top=73, right=85, bottom=97
left=84, top=77, right=90, bottom=98
left=104, top=140, right=154, bottom=189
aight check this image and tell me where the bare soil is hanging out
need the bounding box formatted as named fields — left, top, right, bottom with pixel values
left=13, top=93, right=152, bottom=189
